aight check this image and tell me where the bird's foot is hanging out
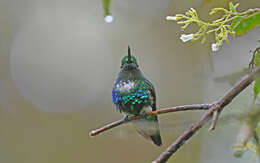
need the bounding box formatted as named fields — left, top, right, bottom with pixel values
left=139, top=112, right=147, bottom=118
left=124, top=115, right=129, bottom=121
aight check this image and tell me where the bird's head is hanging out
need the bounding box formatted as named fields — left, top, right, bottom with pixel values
left=121, top=46, right=139, bottom=70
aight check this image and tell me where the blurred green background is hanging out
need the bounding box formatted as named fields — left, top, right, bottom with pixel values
left=0, top=0, right=259, bottom=162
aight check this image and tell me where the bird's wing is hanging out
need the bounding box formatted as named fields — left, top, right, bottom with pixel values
left=134, top=78, right=162, bottom=146
left=142, top=78, right=156, bottom=111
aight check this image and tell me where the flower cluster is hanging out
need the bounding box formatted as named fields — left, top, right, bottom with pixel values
left=166, top=2, right=260, bottom=52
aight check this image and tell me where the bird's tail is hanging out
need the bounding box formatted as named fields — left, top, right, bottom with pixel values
left=133, top=114, right=162, bottom=146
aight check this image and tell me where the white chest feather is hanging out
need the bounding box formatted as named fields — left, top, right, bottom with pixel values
left=116, top=80, right=135, bottom=92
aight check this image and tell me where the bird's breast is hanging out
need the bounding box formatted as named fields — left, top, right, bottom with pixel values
left=115, top=80, right=135, bottom=93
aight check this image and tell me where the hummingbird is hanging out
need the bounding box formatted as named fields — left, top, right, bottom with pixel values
left=112, top=46, right=162, bottom=146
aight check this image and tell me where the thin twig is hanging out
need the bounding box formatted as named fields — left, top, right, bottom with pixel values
left=89, top=104, right=211, bottom=136
left=209, top=108, right=220, bottom=131
left=152, top=66, right=260, bottom=163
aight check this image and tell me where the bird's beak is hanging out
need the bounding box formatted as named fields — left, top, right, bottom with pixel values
left=127, top=46, right=131, bottom=63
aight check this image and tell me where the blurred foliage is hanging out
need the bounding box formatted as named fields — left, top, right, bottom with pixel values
left=233, top=107, right=260, bottom=160
left=167, top=2, right=260, bottom=51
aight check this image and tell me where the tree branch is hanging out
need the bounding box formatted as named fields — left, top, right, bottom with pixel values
left=89, top=104, right=211, bottom=136
left=152, top=66, right=260, bottom=163
left=89, top=65, right=260, bottom=163
left=209, top=110, right=219, bottom=131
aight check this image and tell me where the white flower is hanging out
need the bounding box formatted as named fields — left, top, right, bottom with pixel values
left=166, top=16, right=177, bottom=21
left=104, top=15, right=114, bottom=23
left=180, top=34, right=194, bottom=42
left=211, top=43, right=220, bottom=52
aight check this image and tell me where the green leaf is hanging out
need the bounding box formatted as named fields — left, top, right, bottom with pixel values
left=102, top=0, right=111, bottom=16
left=254, top=48, right=260, bottom=67
left=231, top=13, right=260, bottom=36
left=254, top=79, right=260, bottom=102
left=253, top=48, right=260, bottom=102
left=230, top=16, right=242, bottom=31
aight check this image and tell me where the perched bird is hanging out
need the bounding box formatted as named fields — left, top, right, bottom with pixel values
left=112, top=46, right=162, bottom=146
